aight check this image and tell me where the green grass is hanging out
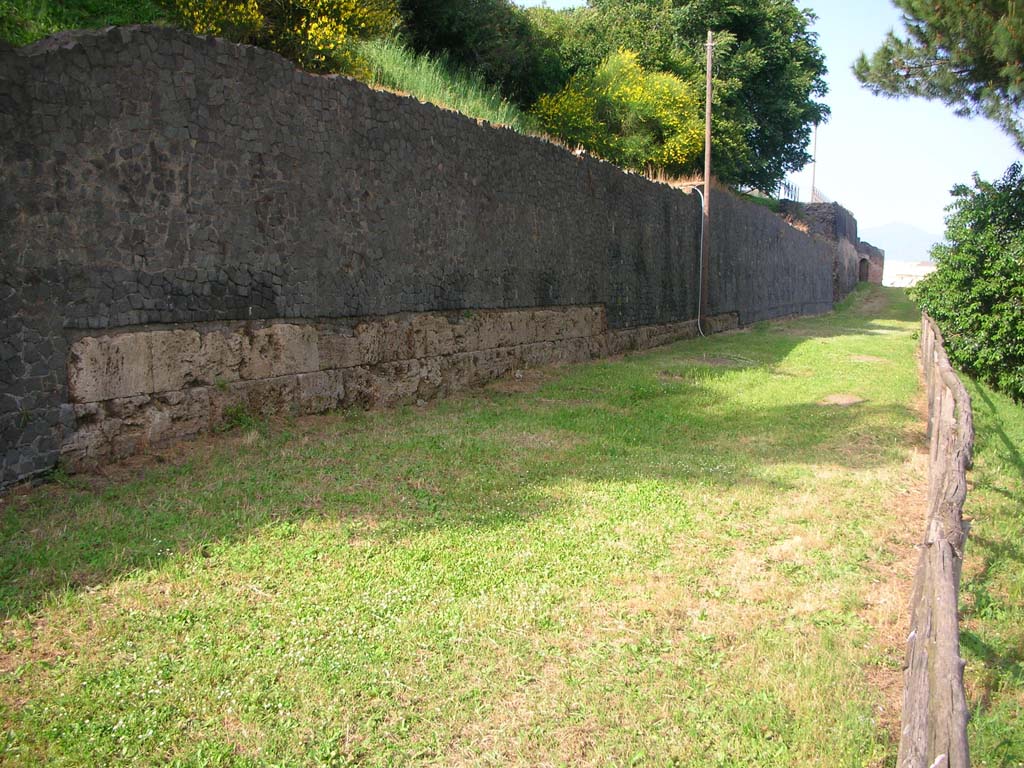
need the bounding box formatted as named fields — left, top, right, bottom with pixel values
left=0, top=286, right=994, bottom=766
left=358, top=38, right=537, bottom=133
left=737, top=193, right=782, bottom=213
left=0, top=0, right=164, bottom=46
left=959, top=379, right=1024, bottom=766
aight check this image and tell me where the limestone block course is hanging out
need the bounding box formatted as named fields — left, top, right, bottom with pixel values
left=68, top=333, right=154, bottom=403
left=55, top=305, right=741, bottom=469
left=238, top=324, right=319, bottom=380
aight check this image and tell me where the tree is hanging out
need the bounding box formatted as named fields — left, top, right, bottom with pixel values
left=677, top=0, right=829, bottom=192
left=528, top=0, right=829, bottom=192
left=854, top=1, right=1024, bottom=149
left=910, top=163, right=1024, bottom=400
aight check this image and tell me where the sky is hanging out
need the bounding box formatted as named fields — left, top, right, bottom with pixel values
left=517, top=0, right=1023, bottom=261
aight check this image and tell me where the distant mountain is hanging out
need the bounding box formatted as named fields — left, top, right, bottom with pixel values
left=860, top=222, right=942, bottom=264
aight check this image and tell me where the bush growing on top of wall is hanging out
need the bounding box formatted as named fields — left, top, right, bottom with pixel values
left=911, top=162, right=1024, bottom=401
left=532, top=49, right=704, bottom=175
left=168, top=0, right=399, bottom=72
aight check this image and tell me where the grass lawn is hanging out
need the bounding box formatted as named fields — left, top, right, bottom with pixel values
left=0, top=285, right=1012, bottom=767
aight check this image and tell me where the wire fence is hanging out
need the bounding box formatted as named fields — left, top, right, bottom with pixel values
left=810, top=185, right=831, bottom=204
left=777, top=180, right=800, bottom=201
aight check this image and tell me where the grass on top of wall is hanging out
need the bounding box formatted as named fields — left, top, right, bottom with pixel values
left=0, top=0, right=165, bottom=45
left=0, top=286, right=942, bottom=766
left=738, top=192, right=783, bottom=213
left=358, top=38, right=537, bottom=133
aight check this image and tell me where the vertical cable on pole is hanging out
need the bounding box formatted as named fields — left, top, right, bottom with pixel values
left=810, top=121, right=819, bottom=202
left=698, top=30, right=714, bottom=336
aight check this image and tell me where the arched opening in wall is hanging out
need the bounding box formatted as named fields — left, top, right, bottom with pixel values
left=858, top=258, right=869, bottom=282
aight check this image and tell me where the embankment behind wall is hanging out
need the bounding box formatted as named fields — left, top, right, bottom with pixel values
left=0, top=26, right=880, bottom=487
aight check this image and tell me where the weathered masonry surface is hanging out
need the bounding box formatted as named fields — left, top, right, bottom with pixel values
left=61, top=308, right=738, bottom=469
left=779, top=200, right=887, bottom=297
left=0, top=26, right=882, bottom=486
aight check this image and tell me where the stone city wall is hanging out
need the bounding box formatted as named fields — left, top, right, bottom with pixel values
left=779, top=200, right=886, bottom=300
left=1, top=26, right=870, bottom=486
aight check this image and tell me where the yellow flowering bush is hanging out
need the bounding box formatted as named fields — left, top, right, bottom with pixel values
left=533, top=87, right=607, bottom=153
left=173, top=0, right=261, bottom=38
left=169, top=0, right=398, bottom=72
left=533, top=50, right=703, bottom=174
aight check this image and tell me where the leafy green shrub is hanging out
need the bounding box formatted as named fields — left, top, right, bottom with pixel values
left=532, top=49, right=703, bottom=174
left=358, top=38, right=535, bottom=131
left=168, top=0, right=399, bottom=72
left=911, top=163, right=1024, bottom=400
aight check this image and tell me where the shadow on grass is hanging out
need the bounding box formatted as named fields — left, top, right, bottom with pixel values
left=959, top=378, right=1024, bottom=730
left=0, top=286, right=921, bottom=618
left=963, top=621, right=1024, bottom=768
left=961, top=627, right=1024, bottom=695
left=972, top=385, right=1024, bottom=495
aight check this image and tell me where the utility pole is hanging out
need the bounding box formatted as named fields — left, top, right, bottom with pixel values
left=701, top=30, right=714, bottom=322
